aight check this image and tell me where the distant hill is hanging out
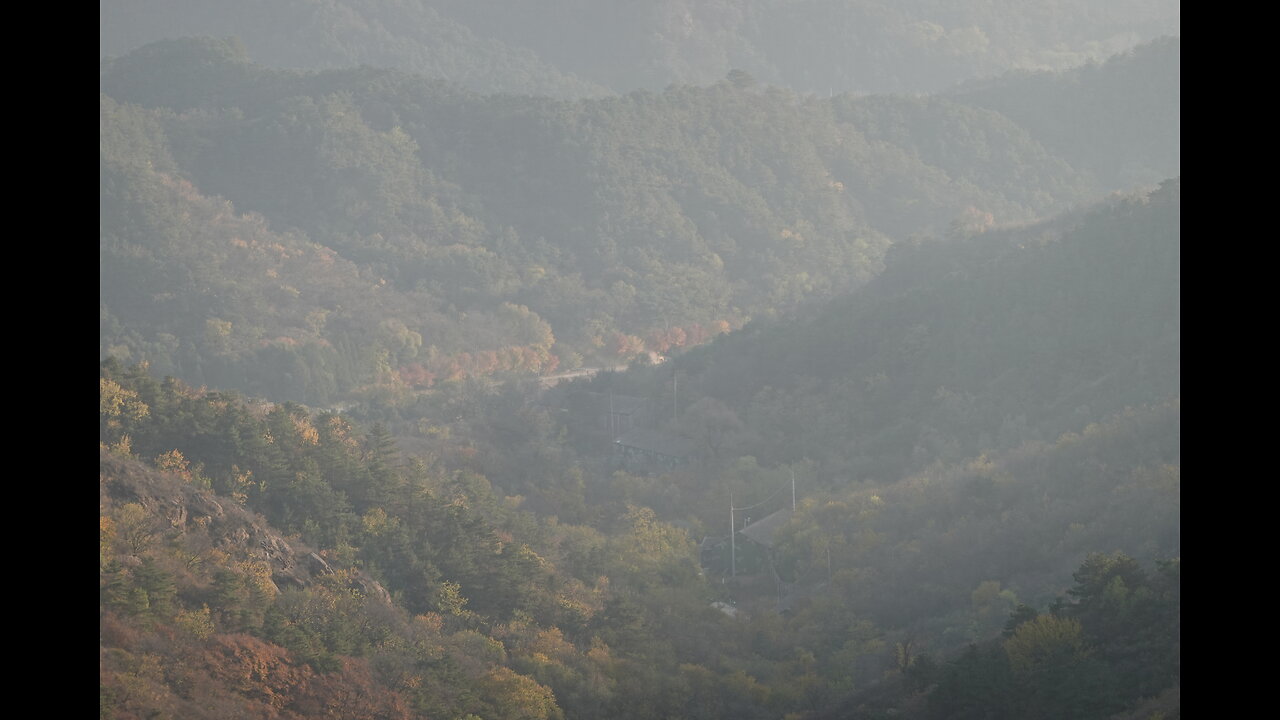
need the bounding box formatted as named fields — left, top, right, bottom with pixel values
left=559, top=182, right=1180, bottom=709
left=624, top=178, right=1180, bottom=483
left=98, top=0, right=607, bottom=98
left=102, top=39, right=1138, bottom=406
left=100, top=0, right=1180, bottom=97
left=950, top=36, right=1180, bottom=189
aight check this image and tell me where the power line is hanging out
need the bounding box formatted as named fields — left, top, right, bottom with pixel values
left=730, top=469, right=799, bottom=576
left=731, top=477, right=790, bottom=512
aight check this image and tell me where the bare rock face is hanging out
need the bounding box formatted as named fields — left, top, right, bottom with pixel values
left=162, top=498, right=188, bottom=529
left=307, top=552, right=334, bottom=576
left=100, top=449, right=391, bottom=603
left=350, top=574, right=393, bottom=606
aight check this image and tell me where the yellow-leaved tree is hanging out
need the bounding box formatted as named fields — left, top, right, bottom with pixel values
left=1003, top=614, right=1088, bottom=675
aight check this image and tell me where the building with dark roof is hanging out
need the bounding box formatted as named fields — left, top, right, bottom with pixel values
left=738, top=508, right=793, bottom=549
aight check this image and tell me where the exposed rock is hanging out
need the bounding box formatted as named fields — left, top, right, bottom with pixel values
left=163, top=498, right=187, bottom=529
left=350, top=574, right=393, bottom=606
left=308, top=552, right=334, bottom=576
left=101, top=448, right=392, bottom=604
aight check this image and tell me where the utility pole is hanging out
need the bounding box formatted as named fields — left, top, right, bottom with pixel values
left=791, top=469, right=796, bottom=511
left=673, top=369, right=678, bottom=424
left=730, top=492, right=736, bottom=577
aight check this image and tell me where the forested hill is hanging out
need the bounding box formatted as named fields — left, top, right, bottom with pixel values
left=100, top=8, right=1178, bottom=717
left=546, top=179, right=1180, bottom=718
left=100, top=36, right=1167, bottom=407
left=950, top=36, right=1180, bottom=189
left=98, top=0, right=608, bottom=99
left=613, top=178, right=1180, bottom=484
left=100, top=0, right=1180, bottom=97
left=101, top=347, right=1178, bottom=720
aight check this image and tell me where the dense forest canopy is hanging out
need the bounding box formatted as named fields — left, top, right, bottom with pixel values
left=102, top=6, right=1178, bottom=718
left=614, top=179, right=1180, bottom=482
left=100, top=36, right=1176, bottom=407
left=101, top=334, right=1178, bottom=718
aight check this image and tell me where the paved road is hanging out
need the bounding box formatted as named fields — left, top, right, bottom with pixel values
left=538, top=365, right=629, bottom=388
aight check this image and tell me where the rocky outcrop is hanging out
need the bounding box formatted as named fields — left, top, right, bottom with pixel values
left=100, top=449, right=390, bottom=602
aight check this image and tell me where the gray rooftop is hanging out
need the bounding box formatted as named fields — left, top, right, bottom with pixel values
left=738, top=508, right=793, bottom=548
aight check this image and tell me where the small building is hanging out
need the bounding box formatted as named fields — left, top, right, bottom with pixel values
left=738, top=508, right=793, bottom=550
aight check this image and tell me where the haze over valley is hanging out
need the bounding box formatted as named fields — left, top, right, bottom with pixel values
left=100, top=4, right=1179, bottom=718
